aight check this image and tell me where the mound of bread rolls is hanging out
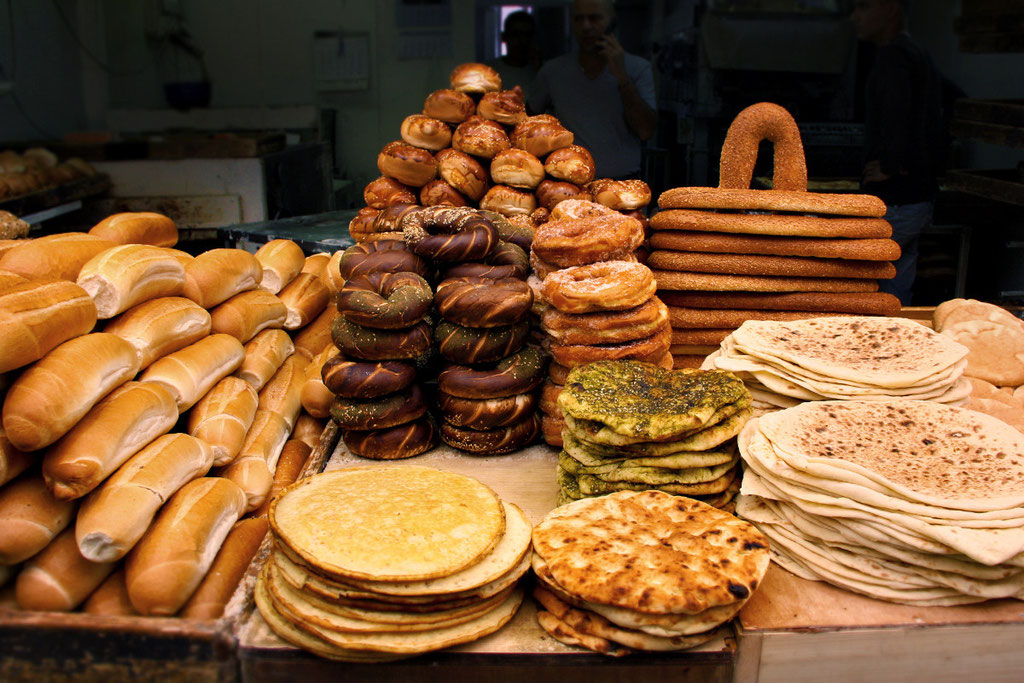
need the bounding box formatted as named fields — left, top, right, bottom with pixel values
left=0, top=148, right=100, bottom=202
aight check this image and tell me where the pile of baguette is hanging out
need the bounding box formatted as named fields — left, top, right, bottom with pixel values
left=0, top=212, right=342, bottom=619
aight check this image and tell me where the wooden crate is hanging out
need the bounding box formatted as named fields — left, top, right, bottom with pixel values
left=147, top=133, right=287, bottom=160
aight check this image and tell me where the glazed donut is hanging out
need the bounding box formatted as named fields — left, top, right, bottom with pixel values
left=549, top=199, right=616, bottom=221
left=535, top=179, right=589, bottom=211
left=331, top=318, right=432, bottom=361
left=539, top=379, right=563, bottom=417
left=440, top=413, right=539, bottom=455
left=541, top=297, right=670, bottom=345
left=511, top=116, right=574, bottom=158
left=531, top=213, right=645, bottom=268
left=402, top=206, right=498, bottom=262
left=477, top=90, right=528, bottom=126
left=480, top=210, right=535, bottom=252
left=438, top=390, right=537, bottom=430
left=541, top=260, right=657, bottom=313
left=550, top=324, right=671, bottom=367
left=420, top=179, right=468, bottom=207
left=377, top=141, right=438, bottom=187
left=321, top=357, right=416, bottom=399
left=489, top=149, right=544, bottom=189
left=588, top=178, right=652, bottom=210
left=400, top=114, right=452, bottom=151
left=423, top=89, right=476, bottom=124
left=544, top=145, right=596, bottom=186
left=528, top=251, right=559, bottom=280
left=452, top=117, right=510, bottom=159
left=540, top=413, right=565, bottom=447
left=480, top=185, right=537, bottom=217
left=348, top=207, right=382, bottom=242
left=438, top=345, right=548, bottom=399
left=330, top=384, right=427, bottom=431
left=338, top=240, right=429, bottom=280
left=548, top=360, right=571, bottom=385
left=337, top=271, right=433, bottom=329
left=434, top=276, right=533, bottom=327
left=442, top=241, right=529, bottom=281
left=719, top=102, right=807, bottom=192
left=435, top=320, right=528, bottom=364
left=372, top=203, right=423, bottom=236
left=342, top=417, right=438, bottom=460
left=449, top=62, right=501, bottom=94
left=435, top=148, right=489, bottom=202
left=363, top=176, right=417, bottom=209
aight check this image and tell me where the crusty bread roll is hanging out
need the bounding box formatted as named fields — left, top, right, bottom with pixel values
left=88, top=212, right=178, bottom=248
left=258, top=354, right=310, bottom=430
left=42, top=381, right=179, bottom=501
left=77, top=244, right=187, bottom=319
left=301, top=252, right=331, bottom=290
left=179, top=517, right=269, bottom=620
left=1, top=422, right=32, bottom=487
left=449, top=62, right=501, bottom=94
left=82, top=568, right=138, bottom=616
left=124, top=477, right=247, bottom=616
left=220, top=409, right=290, bottom=511
left=164, top=248, right=195, bottom=267
left=254, top=239, right=304, bottom=294
left=15, top=526, right=116, bottom=612
left=236, top=328, right=294, bottom=390
left=292, top=305, right=339, bottom=360
left=0, top=233, right=118, bottom=281
left=0, top=471, right=77, bottom=564
left=324, top=251, right=345, bottom=296
left=300, top=345, right=339, bottom=419
left=138, top=333, right=245, bottom=412
left=187, top=376, right=259, bottom=466
left=75, top=433, right=214, bottom=562
left=103, top=296, right=211, bottom=369
left=291, top=413, right=325, bottom=450
left=0, top=279, right=98, bottom=374
left=3, top=333, right=140, bottom=451
left=277, top=272, right=330, bottom=330
left=252, top=441, right=311, bottom=518
left=182, top=248, right=263, bottom=309
left=209, top=289, right=288, bottom=343
left=0, top=268, right=27, bottom=292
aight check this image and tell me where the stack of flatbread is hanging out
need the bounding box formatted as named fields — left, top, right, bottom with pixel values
left=649, top=102, right=902, bottom=370
left=532, top=489, right=770, bottom=655
left=703, top=316, right=971, bottom=415
left=256, top=466, right=530, bottom=661
left=555, top=360, right=752, bottom=510
left=736, top=399, right=1024, bottom=606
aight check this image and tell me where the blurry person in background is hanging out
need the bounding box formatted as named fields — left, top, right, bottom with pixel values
left=486, top=11, right=541, bottom=97
left=852, top=0, right=944, bottom=306
left=528, top=0, right=656, bottom=180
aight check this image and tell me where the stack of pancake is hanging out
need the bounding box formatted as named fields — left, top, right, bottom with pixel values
left=704, top=316, right=971, bottom=414
left=649, top=102, right=902, bottom=371
left=737, top=399, right=1024, bottom=606
left=532, top=489, right=770, bottom=655
left=555, top=360, right=751, bottom=510
left=256, top=466, right=530, bottom=661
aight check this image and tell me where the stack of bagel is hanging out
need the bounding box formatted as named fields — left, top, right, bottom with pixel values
left=649, top=102, right=903, bottom=371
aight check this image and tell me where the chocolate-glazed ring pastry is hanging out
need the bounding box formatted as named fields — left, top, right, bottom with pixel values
left=336, top=272, right=432, bottom=329
left=373, top=203, right=423, bottom=235
left=321, top=357, right=416, bottom=399
left=329, top=384, right=426, bottom=431
left=401, top=206, right=498, bottom=262
left=441, top=241, right=529, bottom=281
left=435, top=320, right=529, bottom=364
left=439, top=390, right=537, bottom=430
left=438, top=345, right=548, bottom=399
left=342, top=417, right=438, bottom=460
left=440, top=413, right=540, bottom=455
left=331, top=318, right=432, bottom=361
left=434, top=276, right=532, bottom=328
left=479, top=211, right=534, bottom=253
left=337, top=240, right=429, bottom=280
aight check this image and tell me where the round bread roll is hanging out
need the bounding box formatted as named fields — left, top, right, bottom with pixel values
left=511, top=116, right=574, bottom=158
left=377, top=141, right=438, bottom=188
left=422, top=89, right=476, bottom=124
left=477, top=90, right=527, bottom=126
left=449, top=62, right=501, bottom=94
left=480, top=185, right=538, bottom=217
left=490, top=149, right=545, bottom=189
left=436, top=148, right=489, bottom=202
left=400, top=114, right=452, bottom=151
left=88, top=212, right=178, bottom=248
left=544, top=145, right=596, bottom=186
left=452, top=117, right=511, bottom=159
left=536, top=179, right=589, bottom=211
left=363, top=176, right=417, bottom=210
left=420, top=179, right=469, bottom=207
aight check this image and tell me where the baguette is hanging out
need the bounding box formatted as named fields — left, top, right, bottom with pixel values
left=254, top=239, right=305, bottom=294
left=138, top=333, right=245, bottom=411
left=182, top=248, right=262, bottom=308
left=209, top=289, right=287, bottom=343
left=236, top=328, right=294, bottom=390
left=1, top=401, right=32, bottom=485
left=0, top=471, right=77, bottom=564
left=42, top=381, right=179, bottom=500
left=300, top=345, right=339, bottom=419
left=302, top=252, right=331, bottom=289
left=324, top=250, right=345, bottom=295
left=88, top=212, right=178, bottom=248
left=125, top=477, right=247, bottom=615
left=258, top=354, right=310, bottom=430
left=0, top=233, right=118, bottom=280
left=291, top=413, right=325, bottom=450
left=82, top=568, right=138, bottom=616
left=179, top=517, right=269, bottom=620
left=0, top=279, right=98, bottom=374
left=292, top=305, right=339, bottom=360
left=220, top=409, right=290, bottom=511
left=15, top=526, right=116, bottom=611
left=103, top=296, right=212, bottom=369
left=278, top=272, right=330, bottom=330
left=187, top=376, right=259, bottom=466
left=76, top=433, right=214, bottom=562
left=251, top=440, right=311, bottom=518
left=0, top=268, right=27, bottom=292
left=0, top=240, right=25, bottom=260
left=76, top=244, right=187, bottom=319
left=3, top=333, right=140, bottom=451
left=165, top=248, right=195, bottom=267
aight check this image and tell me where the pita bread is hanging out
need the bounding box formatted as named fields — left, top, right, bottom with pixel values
left=561, top=426, right=743, bottom=462
left=536, top=610, right=632, bottom=657
left=558, top=451, right=738, bottom=486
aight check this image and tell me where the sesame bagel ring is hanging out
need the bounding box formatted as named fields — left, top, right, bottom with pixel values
left=435, top=319, right=529, bottom=365
left=438, top=390, right=538, bottom=430
left=434, top=276, right=533, bottom=328
left=329, top=384, right=427, bottom=431
left=402, top=205, right=499, bottom=262
left=718, top=101, right=807, bottom=192
left=342, top=417, right=438, bottom=460
left=331, top=318, right=432, bottom=361
left=336, top=271, right=433, bottom=329
left=438, top=344, right=548, bottom=399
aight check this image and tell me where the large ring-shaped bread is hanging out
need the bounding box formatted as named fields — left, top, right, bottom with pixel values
left=541, top=297, right=670, bottom=346
left=479, top=210, right=534, bottom=253
left=435, top=319, right=529, bottom=365
left=532, top=213, right=644, bottom=268
left=441, top=241, right=529, bottom=281
left=438, top=345, right=548, bottom=399
left=342, top=417, right=438, bottom=460
left=336, top=271, right=433, bottom=329
left=541, top=261, right=657, bottom=314
left=440, top=413, right=540, bottom=455
left=321, top=357, right=417, bottom=399
left=718, top=102, right=807, bottom=192
left=337, top=240, right=429, bottom=280
left=438, top=390, right=538, bottom=430
left=331, top=317, right=432, bottom=361
left=330, top=384, right=427, bottom=431
left=402, top=206, right=499, bottom=262
left=549, top=324, right=671, bottom=367
left=434, top=276, right=533, bottom=327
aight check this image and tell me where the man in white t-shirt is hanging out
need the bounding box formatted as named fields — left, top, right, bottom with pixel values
left=528, top=0, right=656, bottom=180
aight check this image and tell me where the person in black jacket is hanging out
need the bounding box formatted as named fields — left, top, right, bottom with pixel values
left=851, top=0, right=944, bottom=305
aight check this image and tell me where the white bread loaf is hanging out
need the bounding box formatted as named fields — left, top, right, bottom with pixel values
left=41, top=381, right=179, bottom=500
left=77, top=244, right=187, bottom=319
left=0, top=471, right=77, bottom=564
left=219, top=409, right=290, bottom=511
left=187, top=376, right=259, bottom=466
left=179, top=517, right=269, bottom=619
left=292, top=305, right=339, bottom=360
left=209, top=289, right=287, bottom=343
left=182, top=248, right=263, bottom=308
left=302, top=252, right=331, bottom=288
left=75, top=433, right=215, bottom=562
left=164, top=248, right=195, bottom=267
left=278, top=272, right=330, bottom=330
left=300, top=345, right=339, bottom=419
left=236, top=328, right=294, bottom=390
left=258, top=354, right=310, bottom=430
left=3, top=333, right=140, bottom=451
left=138, top=333, right=245, bottom=411
left=82, top=568, right=138, bottom=616
left=0, top=268, right=27, bottom=292
left=88, top=212, right=178, bottom=248
left=0, top=424, right=32, bottom=487
left=0, top=240, right=25, bottom=260
left=291, top=414, right=325, bottom=450
left=15, top=526, right=117, bottom=611
left=254, top=239, right=305, bottom=294
left=103, top=296, right=211, bottom=369
left=124, top=477, right=247, bottom=616
left=251, top=440, right=311, bottom=518
left=324, top=250, right=345, bottom=295
left=0, top=279, right=98, bottom=374
left=0, top=233, right=118, bottom=280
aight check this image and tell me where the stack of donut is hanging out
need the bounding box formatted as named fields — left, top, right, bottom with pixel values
left=529, top=200, right=673, bottom=448
left=650, top=103, right=903, bottom=370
